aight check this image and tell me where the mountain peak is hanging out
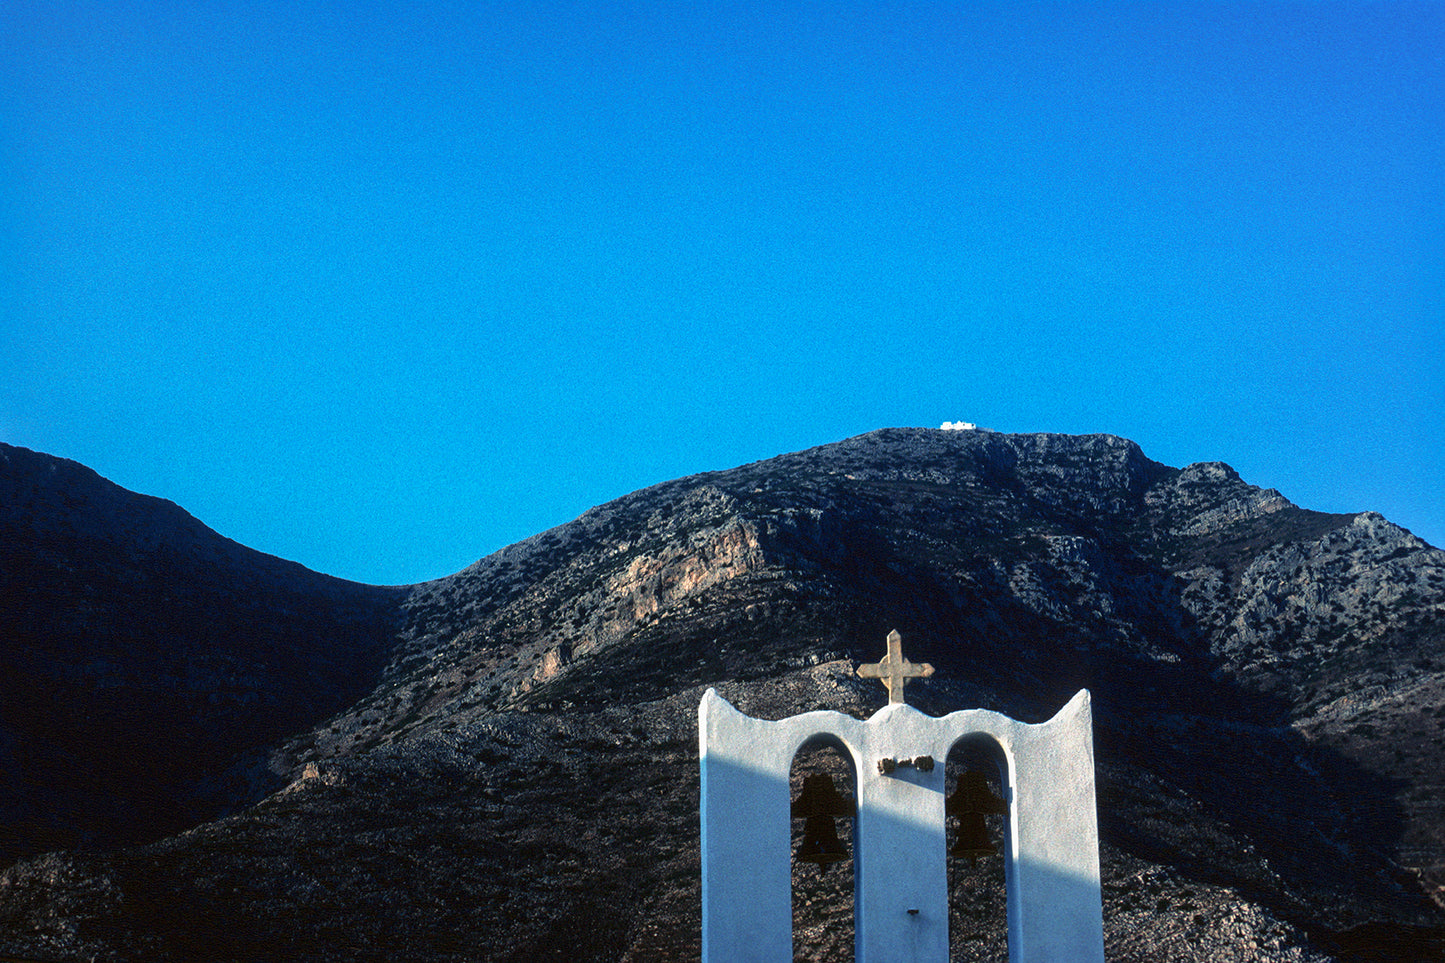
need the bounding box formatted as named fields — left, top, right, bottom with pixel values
left=2, top=435, right=1442, bottom=962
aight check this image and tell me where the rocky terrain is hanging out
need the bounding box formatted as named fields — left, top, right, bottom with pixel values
left=1, top=428, right=1442, bottom=961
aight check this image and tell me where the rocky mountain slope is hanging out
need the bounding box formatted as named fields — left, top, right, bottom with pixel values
left=1, top=429, right=1442, bottom=961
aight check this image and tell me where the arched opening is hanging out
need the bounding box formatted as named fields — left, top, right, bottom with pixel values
left=946, top=734, right=1010, bottom=963
left=790, top=735, right=857, bottom=963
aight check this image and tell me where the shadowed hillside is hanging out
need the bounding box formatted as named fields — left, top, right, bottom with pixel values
left=0, top=444, right=401, bottom=864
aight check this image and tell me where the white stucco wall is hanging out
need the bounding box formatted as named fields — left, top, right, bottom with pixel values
left=700, top=689, right=1104, bottom=963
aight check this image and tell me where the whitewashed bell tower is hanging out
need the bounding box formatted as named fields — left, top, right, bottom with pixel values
left=699, top=630, right=1105, bottom=962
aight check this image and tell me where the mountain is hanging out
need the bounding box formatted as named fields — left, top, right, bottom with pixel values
left=0, top=443, right=401, bottom=861
left=1, top=429, right=1442, bottom=962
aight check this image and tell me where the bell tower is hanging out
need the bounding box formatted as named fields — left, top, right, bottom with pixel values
left=699, top=630, right=1105, bottom=963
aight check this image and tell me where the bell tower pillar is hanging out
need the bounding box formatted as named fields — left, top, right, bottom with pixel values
left=699, top=631, right=1105, bottom=963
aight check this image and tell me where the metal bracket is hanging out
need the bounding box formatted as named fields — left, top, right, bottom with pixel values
left=877, top=755, right=934, bottom=775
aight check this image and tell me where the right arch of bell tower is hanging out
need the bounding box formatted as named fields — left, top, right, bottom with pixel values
left=943, top=689, right=1104, bottom=963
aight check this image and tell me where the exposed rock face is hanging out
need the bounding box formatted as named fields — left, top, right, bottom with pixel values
left=1, top=429, right=1442, bottom=962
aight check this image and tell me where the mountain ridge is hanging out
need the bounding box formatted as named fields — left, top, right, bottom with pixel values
left=2, top=429, right=1443, bottom=962
left=0, top=442, right=401, bottom=863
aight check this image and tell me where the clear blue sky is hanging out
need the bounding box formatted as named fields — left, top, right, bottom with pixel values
left=3, top=2, right=1442, bottom=585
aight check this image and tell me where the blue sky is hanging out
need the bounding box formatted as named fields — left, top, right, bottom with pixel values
left=3, top=2, right=1442, bottom=585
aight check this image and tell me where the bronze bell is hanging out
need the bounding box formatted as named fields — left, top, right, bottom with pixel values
left=797, top=814, right=849, bottom=868
left=947, top=770, right=1008, bottom=866
left=792, top=773, right=854, bottom=869
left=949, top=811, right=996, bottom=865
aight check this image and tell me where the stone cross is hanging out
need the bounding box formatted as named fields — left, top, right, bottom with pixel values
left=856, top=629, right=934, bottom=704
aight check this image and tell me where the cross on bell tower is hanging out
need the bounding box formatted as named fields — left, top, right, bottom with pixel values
left=856, top=629, right=934, bottom=704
